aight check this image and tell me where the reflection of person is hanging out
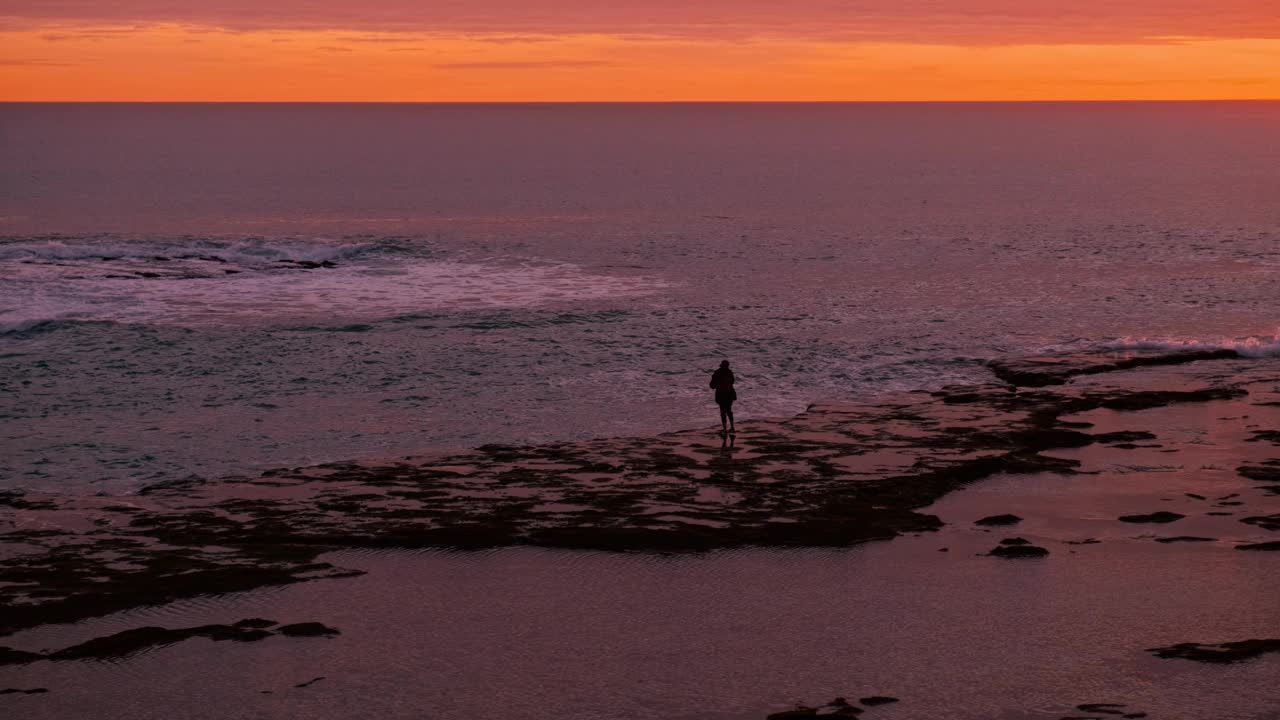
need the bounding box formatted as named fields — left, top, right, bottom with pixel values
left=709, top=359, right=737, bottom=434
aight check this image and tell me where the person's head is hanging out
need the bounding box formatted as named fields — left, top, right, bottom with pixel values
left=719, top=360, right=730, bottom=369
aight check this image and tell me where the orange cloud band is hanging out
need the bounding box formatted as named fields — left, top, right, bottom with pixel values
left=3, top=23, right=1279, bottom=101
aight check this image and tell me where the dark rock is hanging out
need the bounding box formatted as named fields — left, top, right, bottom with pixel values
left=975, top=514, right=1022, bottom=526
left=0, top=688, right=48, bottom=695
left=1097, top=387, right=1246, bottom=412
left=1093, top=431, right=1157, bottom=444
left=1240, top=515, right=1280, bottom=532
left=1184, top=493, right=1206, bottom=500
left=294, top=676, right=325, bottom=688
left=1238, top=463, right=1280, bottom=482
left=1148, top=638, right=1280, bottom=663
left=0, top=491, right=56, bottom=511
left=999, top=537, right=1031, bottom=545
left=0, top=351, right=1264, bottom=638
left=1012, top=429, right=1095, bottom=449
left=277, top=622, right=340, bottom=637
left=1235, top=541, right=1280, bottom=551
left=1, top=619, right=328, bottom=664
left=1118, top=512, right=1184, bottom=524
left=767, top=708, right=818, bottom=719
left=1065, top=538, right=1101, bottom=545
left=1153, top=536, right=1215, bottom=543
left=46, top=623, right=275, bottom=661
left=1246, top=430, right=1280, bottom=444
left=987, top=349, right=1238, bottom=387
left=0, top=647, right=44, bottom=666
left=1077, top=704, right=1126, bottom=715
left=767, top=698, right=864, bottom=718
left=859, top=696, right=898, bottom=706
left=990, top=544, right=1049, bottom=558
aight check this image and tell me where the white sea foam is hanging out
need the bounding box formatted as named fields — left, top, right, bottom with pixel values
left=1101, top=335, right=1280, bottom=359
left=1, top=247, right=668, bottom=331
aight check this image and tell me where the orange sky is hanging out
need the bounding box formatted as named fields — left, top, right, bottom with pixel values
left=2, top=2, right=1279, bottom=100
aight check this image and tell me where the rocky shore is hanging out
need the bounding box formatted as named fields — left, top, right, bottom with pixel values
left=2, top=348, right=1278, bottom=716
left=3, top=351, right=1278, bottom=635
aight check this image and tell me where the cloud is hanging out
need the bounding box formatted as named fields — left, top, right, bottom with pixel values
left=0, top=57, right=73, bottom=66
left=3, top=1, right=1279, bottom=45
left=435, top=60, right=616, bottom=70
left=472, top=35, right=560, bottom=45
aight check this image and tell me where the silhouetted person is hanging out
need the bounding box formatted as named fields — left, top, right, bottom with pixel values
left=709, top=359, right=736, bottom=434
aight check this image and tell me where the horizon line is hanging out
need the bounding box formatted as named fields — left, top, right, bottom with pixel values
left=3, top=99, right=1279, bottom=104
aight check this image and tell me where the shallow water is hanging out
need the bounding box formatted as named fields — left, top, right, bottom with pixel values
left=4, top=369, right=1278, bottom=719
left=2, top=103, right=1279, bottom=492
left=4, top=527, right=1278, bottom=719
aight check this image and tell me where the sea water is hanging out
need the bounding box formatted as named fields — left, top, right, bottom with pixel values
left=2, top=102, right=1278, bottom=492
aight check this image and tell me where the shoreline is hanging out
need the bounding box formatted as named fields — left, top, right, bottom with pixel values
left=2, top=348, right=1277, bottom=638
left=2, top=348, right=1278, bottom=718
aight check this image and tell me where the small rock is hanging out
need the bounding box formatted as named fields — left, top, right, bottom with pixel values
left=767, top=708, right=817, bottom=719
left=278, top=622, right=340, bottom=637
left=1093, top=431, right=1157, bottom=444
left=1077, top=703, right=1126, bottom=715
left=1238, top=464, right=1280, bottom=482
left=1235, top=541, right=1280, bottom=552
left=859, top=696, right=899, bottom=706
left=990, top=544, right=1049, bottom=558
left=1118, top=512, right=1184, bottom=524
left=1153, top=536, right=1215, bottom=544
left=1148, top=638, right=1280, bottom=663
left=1240, top=514, right=1280, bottom=532
left=998, top=537, right=1031, bottom=546
left=975, top=514, right=1022, bottom=526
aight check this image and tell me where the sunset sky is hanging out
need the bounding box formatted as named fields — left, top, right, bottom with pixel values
left=2, top=1, right=1279, bottom=101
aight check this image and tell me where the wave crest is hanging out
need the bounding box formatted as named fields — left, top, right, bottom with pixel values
left=1102, top=335, right=1280, bottom=359
left=0, top=235, right=423, bottom=267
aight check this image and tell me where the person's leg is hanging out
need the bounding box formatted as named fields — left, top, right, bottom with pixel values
left=719, top=404, right=729, bottom=432
left=726, top=405, right=735, bottom=432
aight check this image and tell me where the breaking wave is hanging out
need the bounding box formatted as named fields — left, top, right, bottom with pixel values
left=1101, top=335, right=1280, bottom=359
left=0, top=317, right=114, bottom=336
left=0, top=235, right=425, bottom=267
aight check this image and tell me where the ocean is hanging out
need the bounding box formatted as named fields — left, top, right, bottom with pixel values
left=2, top=102, right=1278, bottom=493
